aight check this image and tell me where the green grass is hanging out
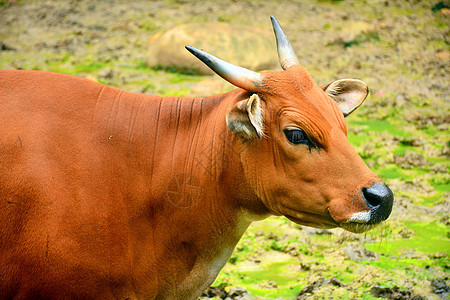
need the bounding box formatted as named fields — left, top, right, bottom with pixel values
left=366, top=222, right=449, bottom=255
left=349, top=120, right=409, bottom=137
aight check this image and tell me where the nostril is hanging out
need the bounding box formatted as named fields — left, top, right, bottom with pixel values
left=362, top=182, right=394, bottom=223
left=362, top=187, right=382, bottom=208
left=363, top=183, right=393, bottom=208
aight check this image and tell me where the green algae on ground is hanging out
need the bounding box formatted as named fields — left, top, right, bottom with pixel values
left=213, top=248, right=305, bottom=298
left=365, top=221, right=449, bottom=256
left=231, top=260, right=303, bottom=298
left=418, top=194, right=447, bottom=207
left=349, top=120, right=409, bottom=137
left=377, top=165, right=403, bottom=180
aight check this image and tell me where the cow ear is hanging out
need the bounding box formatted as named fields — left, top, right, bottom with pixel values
left=322, top=79, right=369, bottom=117
left=226, top=94, right=264, bottom=140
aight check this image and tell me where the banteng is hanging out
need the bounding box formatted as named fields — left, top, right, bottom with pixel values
left=0, top=17, right=393, bottom=299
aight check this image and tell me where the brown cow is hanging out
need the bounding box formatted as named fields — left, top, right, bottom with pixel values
left=0, top=17, right=393, bottom=299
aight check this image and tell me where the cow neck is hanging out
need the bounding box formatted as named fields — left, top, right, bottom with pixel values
left=96, top=87, right=261, bottom=227
left=110, top=89, right=264, bottom=292
left=70, top=83, right=270, bottom=295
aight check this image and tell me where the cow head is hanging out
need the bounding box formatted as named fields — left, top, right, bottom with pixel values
left=186, top=17, right=393, bottom=233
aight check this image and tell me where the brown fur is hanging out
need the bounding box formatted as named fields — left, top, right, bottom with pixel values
left=0, top=67, right=382, bottom=299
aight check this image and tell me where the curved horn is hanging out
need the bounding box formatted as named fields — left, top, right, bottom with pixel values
left=270, top=16, right=299, bottom=70
left=185, top=46, right=263, bottom=92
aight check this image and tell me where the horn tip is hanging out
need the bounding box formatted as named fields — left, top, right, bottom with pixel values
left=270, top=16, right=279, bottom=25
left=185, top=45, right=203, bottom=58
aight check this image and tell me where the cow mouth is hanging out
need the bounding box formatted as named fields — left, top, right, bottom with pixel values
left=331, top=210, right=380, bottom=233
left=284, top=212, right=381, bottom=233
left=338, top=210, right=380, bottom=233
left=281, top=206, right=380, bottom=233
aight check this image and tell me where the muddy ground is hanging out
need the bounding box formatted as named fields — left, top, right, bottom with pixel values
left=0, top=0, right=449, bottom=299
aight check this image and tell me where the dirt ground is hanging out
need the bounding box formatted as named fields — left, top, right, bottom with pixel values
left=0, top=0, right=449, bottom=299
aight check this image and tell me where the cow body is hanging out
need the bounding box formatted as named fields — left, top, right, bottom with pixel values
left=0, top=70, right=259, bottom=298
left=0, top=17, right=394, bottom=299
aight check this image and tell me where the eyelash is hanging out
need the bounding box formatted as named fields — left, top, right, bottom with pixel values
left=283, top=128, right=319, bottom=151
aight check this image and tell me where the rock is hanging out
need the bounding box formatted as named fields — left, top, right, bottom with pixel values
left=398, top=136, right=423, bottom=147
left=370, top=286, right=425, bottom=300
left=441, top=8, right=450, bottom=15
left=435, top=51, right=450, bottom=61
left=406, top=113, right=450, bottom=128
left=258, top=280, right=278, bottom=289
left=442, top=141, right=450, bottom=157
left=200, top=286, right=249, bottom=299
left=146, top=23, right=277, bottom=75
left=84, top=74, right=98, bottom=82
left=0, top=40, right=16, bottom=51
left=388, top=178, right=435, bottom=198
left=296, top=277, right=345, bottom=299
left=303, top=227, right=332, bottom=236
left=331, top=21, right=378, bottom=47
left=227, top=287, right=248, bottom=299
left=98, top=68, right=114, bottom=80
left=266, top=232, right=280, bottom=241
left=284, top=242, right=303, bottom=257
left=397, top=228, right=414, bottom=239
left=431, top=163, right=447, bottom=173
left=431, top=278, right=449, bottom=298
left=343, top=243, right=378, bottom=262
left=200, top=286, right=227, bottom=299
left=432, top=1, right=450, bottom=13
left=394, top=151, right=430, bottom=169
left=190, top=79, right=228, bottom=97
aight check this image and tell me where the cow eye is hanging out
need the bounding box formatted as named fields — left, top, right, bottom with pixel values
left=283, top=129, right=318, bottom=150
left=284, top=129, right=309, bottom=145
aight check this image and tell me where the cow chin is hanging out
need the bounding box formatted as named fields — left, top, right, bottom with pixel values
left=284, top=213, right=380, bottom=233
left=284, top=213, right=339, bottom=230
